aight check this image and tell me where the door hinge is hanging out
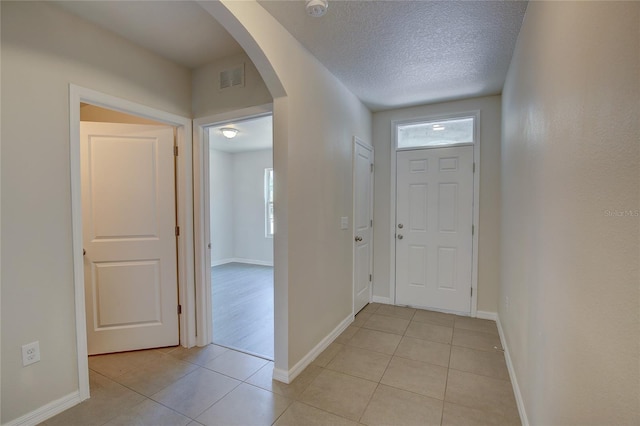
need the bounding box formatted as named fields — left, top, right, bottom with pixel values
left=177, top=304, right=182, bottom=314
left=370, top=219, right=373, bottom=227
left=370, top=163, right=374, bottom=172
left=471, top=288, right=473, bottom=297
left=472, top=224, right=474, bottom=235
left=369, top=274, right=372, bottom=282
left=174, top=146, right=179, bottom=157
left=473, top=162, right=476, bottom=173
left=175, top=226, right=180, bottom=236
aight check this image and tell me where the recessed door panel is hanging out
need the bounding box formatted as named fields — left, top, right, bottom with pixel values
left=438, top=183, right=458, bottom=233
left=355, top=152, right=371, bottom=232
left=93, top=261, right=161, bottom=328
left=408, top=245, right=427, bottom=287
left=409, top=184, right=428, bottom=232
left=437, top=247, right=457, bottom=290
left=439, top=157, right=458, bottom=171
left=89, top=136, right=158, bottom=240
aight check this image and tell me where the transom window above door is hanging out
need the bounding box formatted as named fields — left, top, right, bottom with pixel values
left=397, top=116, right=475, bottom=149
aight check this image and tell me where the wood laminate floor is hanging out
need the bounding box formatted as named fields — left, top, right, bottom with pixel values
left=212, top=262, right=274, bottom=359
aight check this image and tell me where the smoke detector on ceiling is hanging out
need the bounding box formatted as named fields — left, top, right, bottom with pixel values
left=306, top=0, right=328, bottom=18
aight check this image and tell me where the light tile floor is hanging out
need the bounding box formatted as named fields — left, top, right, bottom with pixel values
left=43, top=304, right=521, bottom=426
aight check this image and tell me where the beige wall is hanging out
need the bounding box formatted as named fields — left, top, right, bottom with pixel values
left=0, top=2, right=191, bottom=423
left=372, top=96, right=501, bottom=313
left=500, top=2, right=639, bottom=424
left=192, top=52, right=272, bottom=118
left=201, top=0, right=372, bottom=372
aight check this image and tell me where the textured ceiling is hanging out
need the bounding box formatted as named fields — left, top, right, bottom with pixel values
left=259, top=0, right=528, bottom=111
left=52, top=1, right=527, bottom=110
left=209, top=115, right=273, bottom=153
left=53, top=1, right=243, bottom=69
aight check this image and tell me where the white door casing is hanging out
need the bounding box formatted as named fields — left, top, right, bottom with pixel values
left=395, top=146, right=474, bottom=313
left=353, top=138, right=374, bottom=314
left=81, top=122, right=179, bottom=355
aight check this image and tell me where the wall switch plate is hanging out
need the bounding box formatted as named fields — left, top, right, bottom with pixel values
left=22, top=341, right=40, bottom=366
left=341, top=216, right=349, bottom=230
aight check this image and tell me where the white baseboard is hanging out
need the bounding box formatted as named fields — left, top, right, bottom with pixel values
left=272, top=313, right=353, bottom=384
left=496, top=314, right=529, bottom=426
left=476, top=310, right=497, bottom=321
left=233, top=258, right=274, bottom=267
left=371, top=296, right=391, bottom=304
left=272, top=367, right=290, bottom=383
left=211, top=258, right=234, bottom=267
left=212, top=258, right=274, bottom=267
left=4, top=391, right=81, bottom=426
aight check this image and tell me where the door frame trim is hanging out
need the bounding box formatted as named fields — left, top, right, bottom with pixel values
left=192, top=104, right=274, bottom=348
left=389, top=110, right=480, bottom=316
left=69, top=84, right=194, bottom=401
left=352, top=137, right=374, bottom=315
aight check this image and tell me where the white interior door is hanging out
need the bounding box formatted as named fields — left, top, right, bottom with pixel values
left=395, top=146, right=473, bottom=313
left=81, top=122, right=179, bottom=355
left=354, top=140, right=374, bottom=314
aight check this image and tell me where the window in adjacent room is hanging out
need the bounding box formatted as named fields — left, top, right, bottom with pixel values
left=265, top=168, right=274, bottom=237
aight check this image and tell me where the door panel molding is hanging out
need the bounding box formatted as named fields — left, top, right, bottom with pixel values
left=390, top=111, right=480, bottom=316
left=69, top=84, right=193, bottom=402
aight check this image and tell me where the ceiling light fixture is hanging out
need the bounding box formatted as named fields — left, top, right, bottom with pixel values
left=220, top=128, right=238, bottom=139
left=432, top=124, right=445, bottom=131
left=306, top=0, right=328, bottom=17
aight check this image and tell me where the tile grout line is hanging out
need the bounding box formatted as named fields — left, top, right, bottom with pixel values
left=89, top=369, right=194, bottom=425
left=357, top=382, right=381, bottom=424
left=440, top=332, right=455, bottom=426
left=83, top=309, right=508, bottom=426
left=185, top=377, right=243, bottom=423
left=113, top=367, right=204, bottom=422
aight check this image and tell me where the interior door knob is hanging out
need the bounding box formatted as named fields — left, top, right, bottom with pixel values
left=397, top=234, right=403, bottom=240
left=398, top=223, right=404, bottom=229
left=355, top=236, right=362, bottom=242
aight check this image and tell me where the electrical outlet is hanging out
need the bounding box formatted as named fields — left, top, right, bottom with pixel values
left=22, top=341, right=40, bottom=366
left=340, top=216, right=349, bottom=230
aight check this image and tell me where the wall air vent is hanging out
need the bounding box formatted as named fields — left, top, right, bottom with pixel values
left=219, top=63, right=245, bottom=90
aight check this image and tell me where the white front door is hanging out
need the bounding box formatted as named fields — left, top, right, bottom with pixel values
left=81, top=122, right=179, bottom=355
left=395, top=146, right=474, bottom=313
left=353, top=140, right=374, bottom=314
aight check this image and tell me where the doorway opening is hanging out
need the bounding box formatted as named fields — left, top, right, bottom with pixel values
left=70, top=85, right=195, bottom=401
left=208, top=114, right=274, bottom=360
